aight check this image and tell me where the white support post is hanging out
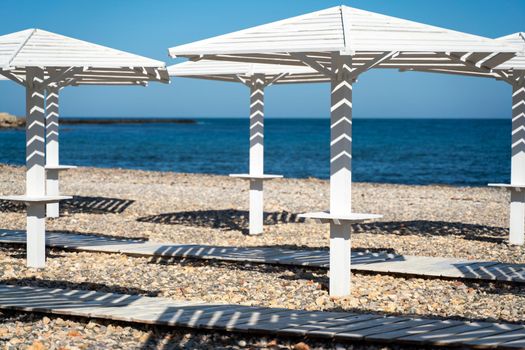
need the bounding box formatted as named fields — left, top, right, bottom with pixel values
left=45, top=86, right=60, bottom=218
left=329, top=53, right=353, bottom=297
left=510, top=75, right=525, bottom=245
left=25, top=67, right=47, bottom=268
left=249, top=74, right=265, bottom=235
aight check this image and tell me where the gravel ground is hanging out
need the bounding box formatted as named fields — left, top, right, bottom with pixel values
left=0, top=310, right=419, bottom=350
left=0, top=165, right=520, bottom=264
left=1, top=244, right=525, bottom=348
left=0, top=165, right=524, bottom=348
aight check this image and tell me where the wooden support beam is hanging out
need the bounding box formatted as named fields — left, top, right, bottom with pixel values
left=445, top=52, right=512, bottom=84
left=329, top=53, right=353, bottom=296
left=40, top=66, right=85, bottom=88
left=25, top=67, right=47, bottom=268
left=248, top=74, right=266, bottom=235
left=291, top=53, right=334, bottom=78
left=265, top=72, right=289, bottom=87
left=510, top=73, right=525, bottom=245
left=350, top=51, right=398, bottom=78
left=233, top=74, right=249, bottom=86
left=45, top=86, right=60, bottom=218
left=0, top=70, right=26, bottom=86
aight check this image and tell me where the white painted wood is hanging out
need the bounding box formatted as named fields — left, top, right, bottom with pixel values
left=0, top=30, right=169, bottom=269
left=403, top=37, right=525, bottom=246
left=510, top=76, right=525, bottom=245
left=298, top=211, right=382, bottom=224
left=46, top=170, right=59, bottom=217
left=168, top=60, right=320, bottom=84
left=166, top=7, right=523, bottom=294
left=169, top=6, right=520, bottom=62
left=488, top=183, right=525, bottom=190
left=25, top=67, right=47, bottom=268
left=27, top=203, right=46, bottom=268
left=0, top=29, right=169, bottom=86
left=249, top=75, right=265, bottom=176
left=0, top=29, right=166, bottom=69
left=45, top=86, right=60, bottom=218
left=249, top=179, right=264, bottom=235
left=0, top=195, right=71, bottom=203
left=171, top=66, right=287, bottom=236
left=396, top=33, right=524, bottom=82
left=495, top=33, right=525, bottom=71
left=248, top=74, right=266, bottom=235
left=4, top=283, right=525, bottom=349
left=6, top=229, right=525, bottom=284
left=328, top=53, right=353, bottom=297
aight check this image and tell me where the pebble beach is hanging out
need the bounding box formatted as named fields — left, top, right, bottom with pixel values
left=0, top=164, right=524, bottom=349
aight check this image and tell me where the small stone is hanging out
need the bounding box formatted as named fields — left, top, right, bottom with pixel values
left=293, top=342, right=310, bottom=350
left=10, top=337, right=21, bottom=345
left=27, top=341, right=46, bottom=350
left=68, top=329, right=82, bottom=337
left=132, top=330, right=142, bottom=338
left=139, top=333, right=150, bottom=342
left=237, top=339, right=247, bottom=347
left=267, top=339, right=278, bottom=347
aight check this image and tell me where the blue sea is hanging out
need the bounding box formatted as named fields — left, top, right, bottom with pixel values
left=0, top=118, right=510, bottom=186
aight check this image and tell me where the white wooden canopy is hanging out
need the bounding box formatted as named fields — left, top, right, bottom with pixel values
left=168, top=60, right=327, bottom=84
left=169, top=5, right=521, bottom=73
left=398, top=32, right=525, bottom=246
left=399, top=33, right=525, bottom=82
left=0, top=29, right=169, bottom=86
left=495, top=33, right=525, bottom=71
left=170, top=60, right=321, bottom=235
left=168, top=5, right=522, bottom=297
left=0, top=29, right=169, bottom=269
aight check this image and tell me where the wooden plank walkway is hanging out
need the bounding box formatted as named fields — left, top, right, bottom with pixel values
left=0, top=284, right=524, bottom=349
left=1, top=229, right=525, bottom=283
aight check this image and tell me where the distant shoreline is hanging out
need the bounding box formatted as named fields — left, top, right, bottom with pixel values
left=60, top=118, right=197, bottom=125
left=0, top=115, right=197, bottom=128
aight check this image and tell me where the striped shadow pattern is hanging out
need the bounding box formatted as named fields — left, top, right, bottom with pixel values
left=1, top=284, right=525, bottom=348
left=2, top=230, right=525, bottom=284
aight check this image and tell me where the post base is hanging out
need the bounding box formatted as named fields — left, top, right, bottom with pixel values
left=26, top=203, right=46, bottom=268
left=230, top=174, right=283, bottom=235
left=300, top=211, right=381, bottom=297
left=488, top=183, right=525, bottom=245
left=329, top=222, right=351, bottom=297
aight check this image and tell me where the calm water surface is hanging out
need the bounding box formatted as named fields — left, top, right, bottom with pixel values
left=0, top=118, right=510, bottom=186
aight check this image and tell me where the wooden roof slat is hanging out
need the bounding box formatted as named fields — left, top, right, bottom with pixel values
left=0, top=29, right=168, bottom=86
left=0, top=28, right=169, bottom=85
left=169, top=5, right=521, bottom=57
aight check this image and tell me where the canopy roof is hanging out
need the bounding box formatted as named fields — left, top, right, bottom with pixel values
left=168, top=6, right=521, bottom=74
left=495, top=33, right=525, bottom=71
left=168, top=60, right=328, bottom=84
left=398, top=33, right=525, bottom=83
left=0, top=29, right=169, bottom=86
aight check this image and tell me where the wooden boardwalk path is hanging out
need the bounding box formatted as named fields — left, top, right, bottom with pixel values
left=1, top=229, right=524, bottom=283
left=0, top=284, right=525, bottom=349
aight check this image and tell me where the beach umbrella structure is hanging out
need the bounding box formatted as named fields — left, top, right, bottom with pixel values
left=0, top=28, right=169, bottom=268
left=169, top=60, right=329, bottom=235
left=168, top=5, right=521, bottom=296
left=398, top=32, right=525, bottom=245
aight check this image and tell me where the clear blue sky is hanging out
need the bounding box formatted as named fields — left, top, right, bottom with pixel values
left=0, top=0, right=523, bottom=119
